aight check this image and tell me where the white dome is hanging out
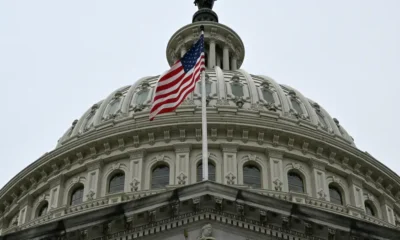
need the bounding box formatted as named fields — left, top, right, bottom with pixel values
left=57, top=68, right=355, bottom=148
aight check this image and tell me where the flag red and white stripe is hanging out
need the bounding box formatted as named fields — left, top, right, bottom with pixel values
left=150, top=34, right=205, bottom=121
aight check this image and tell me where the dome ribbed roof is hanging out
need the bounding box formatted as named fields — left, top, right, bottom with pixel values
left=57, top=67, right=355, bottom=148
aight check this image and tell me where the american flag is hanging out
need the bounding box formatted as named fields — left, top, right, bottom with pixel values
left=150, top=33, right=205, bottom=121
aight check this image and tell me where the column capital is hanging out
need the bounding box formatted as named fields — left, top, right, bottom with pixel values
left=174, top=144, right=192, bottom=153
left=85, top=160, right=104, bottom=171
left=48, top=173, right=65, bottom=188
left=220, top=143, right=238, bottom=153
left=267, top=149, right=283, bottom=159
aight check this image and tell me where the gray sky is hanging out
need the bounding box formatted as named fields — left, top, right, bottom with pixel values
left=0, top=0, right=399, bottom=189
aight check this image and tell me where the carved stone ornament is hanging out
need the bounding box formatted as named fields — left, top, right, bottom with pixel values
left=225, top=173, right=236, bottom=185
left=317, top=189, right=327, bottom=200
left=177, top=173, right=187, bottom=185
left=86, top=190, right=95, bottom=201
left=130, top=179, right=140, bottom=192
left=273, top=179, right=283, bottom=191
left=197, top=223, right=215, bottom=240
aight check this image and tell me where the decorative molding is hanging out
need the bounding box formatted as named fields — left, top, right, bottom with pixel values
left=227, top=129, right=233, bottom=142
left=287, top=138, right=294, bottom=151
left=211, top=128, right=217, bottom=141
left=302, top=142, right=309, bottom=154
left=272, top=135, right=279, bottom=147
left=257, top=132, right=264, bottom=145
left=133, top=135, right=140, bottom=148
left=164, top=130, right=170, bottom=143
left=118, top=138, right=125, bottom=150
left=104, top=142, right=111, bottom=155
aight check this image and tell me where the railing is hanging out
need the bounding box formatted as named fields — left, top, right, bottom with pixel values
left=2, top=188, right=172, bottom=235
left=1, top=186, right=396, bottom=236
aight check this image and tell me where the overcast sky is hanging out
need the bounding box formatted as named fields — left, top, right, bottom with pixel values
left=0, top=0, right=399, bottom=189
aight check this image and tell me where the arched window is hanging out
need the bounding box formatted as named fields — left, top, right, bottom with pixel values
left=291, top=99, right=303, bottom=115
left=243, top=164, right=261, bottom=188
left=70, top=185, right=84, bottom=206
left=317, top=113, right=327, bottom=128
left=365, top=201, right=375, bottom=217
left=329, top=185, right=343, bottom=205
left=197, top=161, right=216, bottom=182
left=109, top=172, right=125, bottom=194
left=151, top=164, right=170, bottom=189
left=37, top=201, right=49, bottom=217
left=288, top=171, right=304, bottom=193
left=262, top=89, right=275, bottom=103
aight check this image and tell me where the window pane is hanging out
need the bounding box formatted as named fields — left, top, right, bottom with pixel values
left=262, top=90, right=275, bottom=103
left=108, top=99, right=121, bottom=115
left=231, top=83, right=244, bottom=97
left=152, top=165, right=169, bottom=189
left=199, top=82, right=212, bottom=96
left=71, top=186, right=84, bottom=206
left=109, top=173, right=125, bottom=193
left=197, top=162, right=216, bottom=182
left=365, top=202, right=375, bottom=216
left=38, top=202, right=48, bottom=217
left=136, top=89, right=149, bottom=105
left=291, top=99, right=303, bottom=114
left=329, top=186, right=343, bottom=205
left=288, top=172, right=304, bottom=193
left=243, top=165, right=261, bottom=188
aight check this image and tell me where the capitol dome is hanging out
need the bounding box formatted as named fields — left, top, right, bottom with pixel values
left=1, top=1, right=399, bottom=240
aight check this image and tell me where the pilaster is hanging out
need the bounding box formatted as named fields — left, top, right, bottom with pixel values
left=174, top=144, right=191, bottom=185
left=17, top=195, right=32, bottom=226
left=309, top=161, right=328, bottom=200
left=221, top=144, right=238, bottom=185
left=129, top=150, right=146, bottom=192
left=347, top=175, right=365, bottom=217
left=380, top=196, right=396, bottom=225
left=48, top=174, right=64, bottom=210
left=84, top=161, right=103, bottom=201
left=268, top=150, right=284, bottom=191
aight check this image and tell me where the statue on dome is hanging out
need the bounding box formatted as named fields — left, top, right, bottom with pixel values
left=194, top=0, right=216, bottom=10
left=197, top=224, right=215, bottom=240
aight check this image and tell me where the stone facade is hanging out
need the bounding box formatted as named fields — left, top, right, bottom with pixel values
left=1, top=1, right=400, bottom=240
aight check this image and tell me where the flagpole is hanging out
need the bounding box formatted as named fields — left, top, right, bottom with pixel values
left=200, top=25, right=208, bottom=181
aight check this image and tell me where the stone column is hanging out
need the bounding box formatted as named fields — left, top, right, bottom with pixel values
left=347, top=175, right=365, bottom=218
left=180, top=46, right=186, bottom=58
left=231, top=56, right=238, bottom=71
left=174, top=144, right=191, bottom=185
left=84, top=162, right=103, bottom=201
left=309, top=162, right=328, bottom=200
left=223, top=45, right=230, bottom=70
left=208, top=40, right=216, bottom=69
left=268, top=151, right=284, bottom=191
left=221, top=144, right=238, bottom=185
left=129, top=150, right=145, bottom=192
left=380, top=196, right=396, bottom=225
